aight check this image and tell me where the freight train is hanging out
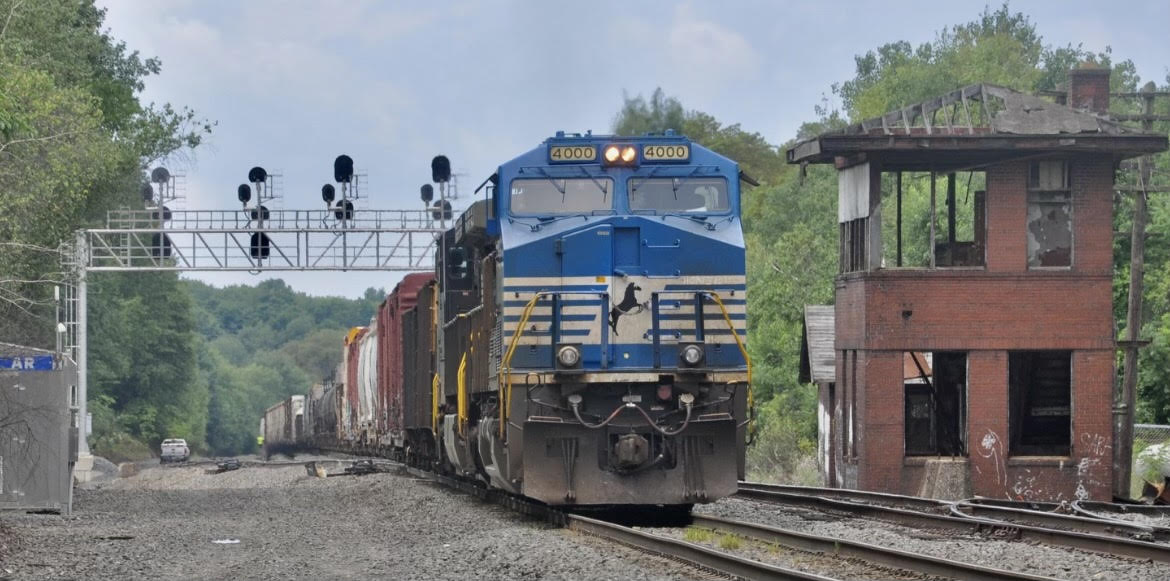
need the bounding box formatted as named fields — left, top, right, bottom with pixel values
left=264, top=132, right=751, bottom=509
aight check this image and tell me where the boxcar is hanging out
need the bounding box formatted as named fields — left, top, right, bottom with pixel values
left=375, top=273, right=434, bottom=451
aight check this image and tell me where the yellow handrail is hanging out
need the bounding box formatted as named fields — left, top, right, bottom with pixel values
left=430, top=373, right=440, bottom=436
left=705, top=292, right=755, bottom=438
left=499, top=293, right=544, bottom=439
left=457, top=351, right=468, bottom=437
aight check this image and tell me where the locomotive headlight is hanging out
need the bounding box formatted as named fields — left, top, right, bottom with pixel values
left=557, top=344, right=581, bottom=368
left=603, top=144, right=637, bottom=166
left=680, top=344, right=705, bottom=367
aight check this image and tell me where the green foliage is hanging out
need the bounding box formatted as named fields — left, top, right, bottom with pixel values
left=717, top=534, right=742, bottom=551
left=88, top=272, right=207, bottom=450
left=835, top=3, right=1125, bottom=120
left=683, top=528, right=713, bottom=543
left=183, top=279, right=381, bottom=454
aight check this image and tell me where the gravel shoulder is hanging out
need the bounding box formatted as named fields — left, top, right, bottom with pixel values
left=0, top=464, right=704, bottom=581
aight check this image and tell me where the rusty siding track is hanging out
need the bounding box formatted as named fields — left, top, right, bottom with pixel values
left=691, top=514, right=1058, bottom=581
left=737, top=482, right=1170, bottom=563
left=738, top=482, right=1169, bottom=540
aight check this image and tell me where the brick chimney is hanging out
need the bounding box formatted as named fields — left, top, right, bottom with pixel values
left=1067, top=64, right=1111, bottom=115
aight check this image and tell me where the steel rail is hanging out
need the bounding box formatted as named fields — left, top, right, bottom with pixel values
left=970, top=497, right=1170, bottom=519
left=735, top=485, right=1170, bottom=563
left=565, top=514, right=836, bottom=581
left=951, top=500, right=1167, bottom=540
left=739, top=482, right=1169, bottom=540
left=739, top=481, right=948, bottom=511
left=691, top=514, right=1058, bottom=581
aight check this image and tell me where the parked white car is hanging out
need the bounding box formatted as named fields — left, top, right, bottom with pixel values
left=160, top=438, right=190, bottom=464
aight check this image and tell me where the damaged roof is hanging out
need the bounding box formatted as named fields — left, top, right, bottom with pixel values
left=788, top=84, right=1167, bottom=167
left=799, top=305, right=835, bottom=385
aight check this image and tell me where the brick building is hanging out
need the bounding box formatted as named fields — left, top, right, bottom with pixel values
left=788, top=68, right=1167, bottom=501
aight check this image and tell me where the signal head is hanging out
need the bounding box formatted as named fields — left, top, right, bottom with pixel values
left=151, top=167, right=170, bottom=184
left=334, top=155, right=354, bottom=183
left=420, top=184, right=434, bottom=203
left=140, top=182, right=154, bottom=202
left=431, top=155, right=451, bottom=183
left=431, top=199, right=452, bottom=221
left=237, top=184, right=252, bottom=203
left=321, top=184, right=336, bottom=203
left=248, top=166, right=268, bottom=184
left=333, top=199, right=354, bottom=221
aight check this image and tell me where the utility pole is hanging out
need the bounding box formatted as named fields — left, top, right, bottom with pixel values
left=1116, top=82, right=1157, bottom=498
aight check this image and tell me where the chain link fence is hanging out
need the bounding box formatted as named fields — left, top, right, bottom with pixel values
left=1134, top=424, right=1170, bottom=497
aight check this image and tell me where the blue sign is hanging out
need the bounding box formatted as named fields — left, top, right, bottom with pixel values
left=0, top=356, right=55, bottom=371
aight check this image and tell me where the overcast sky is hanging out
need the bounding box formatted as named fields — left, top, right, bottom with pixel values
left=100, top=0, right=1169, bottom=298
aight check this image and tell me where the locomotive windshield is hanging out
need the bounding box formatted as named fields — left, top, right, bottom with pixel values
left=629, top=177, right=729, bottom=213
left=510, top=177, right=613, bottom=215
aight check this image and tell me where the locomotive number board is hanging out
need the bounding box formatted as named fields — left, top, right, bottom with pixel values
left=642, top=144, right=690, bottom=161
left=549, top=145, right=597, bottom=162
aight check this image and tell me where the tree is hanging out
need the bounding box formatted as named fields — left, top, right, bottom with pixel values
left=0, top=0, right=210, bottom=347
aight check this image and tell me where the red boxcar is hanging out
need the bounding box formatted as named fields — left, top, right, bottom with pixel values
left=376, top=273, right=435, bottom=448
left=342, top=326, right=367, bottom=441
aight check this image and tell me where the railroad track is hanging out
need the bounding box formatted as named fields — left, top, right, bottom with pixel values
left=686, top=513, right=1059, bottom=581
left=401, top=465, right=1067, bottom=580
left=736, top=481, right=1170, bottom=563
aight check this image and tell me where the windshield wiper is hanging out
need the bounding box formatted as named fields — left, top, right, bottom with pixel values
left=575, top=166, right=610, bottom=201
left=530, top=213, right=589, bottom=231
left=531, top=167, right=566, bottom=195
left=659, top=212, right=722, bottom=231
left=629, top=167, right=664, bottom=193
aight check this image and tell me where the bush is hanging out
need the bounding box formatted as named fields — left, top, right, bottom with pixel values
left=746, top=385, right=821, bottom=485
left=91, top=431, right=154, bottom=464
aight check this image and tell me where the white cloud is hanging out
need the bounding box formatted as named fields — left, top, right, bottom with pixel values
left=667, top=4, right=761, bottom=84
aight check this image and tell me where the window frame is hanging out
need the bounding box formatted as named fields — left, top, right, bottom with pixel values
left=507, top=176, right=615, bottom=217
left=1007, top=350, right=1073, bottom=457
left=626, top=176, right=733, bottom=216
left=903, top=351, right=969, bottom=458
left=1026, top=160, right=1074, bottom=270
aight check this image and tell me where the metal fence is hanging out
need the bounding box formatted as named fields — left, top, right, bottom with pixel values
left=1136, top=424, right=1170, bottom=452
left=1134, top=424, right=1170, bottom=496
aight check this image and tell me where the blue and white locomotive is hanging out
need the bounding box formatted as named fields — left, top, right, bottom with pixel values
left=436, top=131, right=750, bottom=508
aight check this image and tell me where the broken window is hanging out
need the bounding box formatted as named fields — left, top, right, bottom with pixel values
left=880, top=172, right=986, bottom=268
left=838, top=163, right=873, bottom=273
left=1027, top=160, right=1072, bottom=268
left=1008, top=351, right=1072, bottom=456
left=904, top=352, right=967, bottom=456
left=840, top=218, right=868, bottom=273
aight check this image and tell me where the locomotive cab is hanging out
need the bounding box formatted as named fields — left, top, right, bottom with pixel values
left=436, top=132, right=749, bottom=508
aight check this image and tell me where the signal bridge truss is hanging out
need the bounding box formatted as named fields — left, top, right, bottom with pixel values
left=82, top=208, right=444, bottom=271
left=62, top=206, right=445, bottom=461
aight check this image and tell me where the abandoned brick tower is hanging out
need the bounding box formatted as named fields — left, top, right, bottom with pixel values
left=789, top=67, right=1167, bottom=501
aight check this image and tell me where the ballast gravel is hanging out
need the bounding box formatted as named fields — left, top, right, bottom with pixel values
left=0, top=463, right=704, bottom=580
left=696, top=497, right=1170, bottom=581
